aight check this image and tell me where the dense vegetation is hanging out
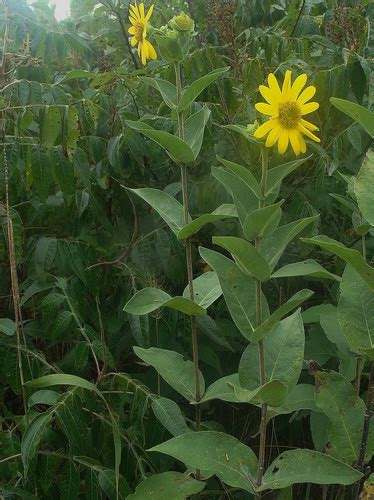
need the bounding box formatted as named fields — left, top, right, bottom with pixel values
left=0, top=0, right=373, bottom=498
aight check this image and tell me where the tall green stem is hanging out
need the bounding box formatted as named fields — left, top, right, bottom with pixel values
left=353, top=234, right=373, bottom=499
left=175, top=62, right=201, bottom=430
left=256, top=147, right=269, bottom=496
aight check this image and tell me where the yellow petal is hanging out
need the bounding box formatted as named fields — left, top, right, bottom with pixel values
left=266, top=121, right=282, bottom=147
left=138, top=42, right=141, bottom=57
left=138, top=2, right=145, bottom=19
left=301, top=118, right=319, bottom=131
left=129, top=15, right=137, bottom=25
left=130, top=4, right=140, bottom=19
left=128, top=26, right=136, bottom=35
left=278, top=129, right=289, bottom=154
left=268, top=73, right=282, bottom=98
left=299, top=134, right=306, bottom=153
left=297, top=86, right=316, bottom=106
left=144, top=39, right=157, bottom=60
left=131, top=36, right=137, bottom=46
left=254, top=119, right=276, bottom=139
left=282, top=70, right=292, bottom=95
left=301, top=102, right=319, bottom=115
left=299, top=124, right=320, bottom=142
left=289, top=129, right=301, bottom=156
left=145, top=4, right=154, bottom=21
left=255, top=102, right=277, bottom=116
left=291, top=73, right=307, bottom=100
left=259, top=85, right=279, bottom=106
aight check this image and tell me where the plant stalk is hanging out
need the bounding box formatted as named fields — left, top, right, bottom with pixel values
left=175, top=62, right=201, bottom=429
left=256, top=147, right=269, bottom=496
left=354, top=361, right=374, bottom=499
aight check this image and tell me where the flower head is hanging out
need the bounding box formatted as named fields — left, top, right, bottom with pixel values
left=254, top=71, right=320, bottom=156
left=128, top=2, right=157, bottom=65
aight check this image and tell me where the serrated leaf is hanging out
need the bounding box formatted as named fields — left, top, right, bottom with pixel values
left=21, top=413, right=52, bottom=476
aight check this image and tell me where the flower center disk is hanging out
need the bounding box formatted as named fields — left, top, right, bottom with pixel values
left=134, top=21, right=145, bottom=42
left=278, top=101, right=301, bottom=129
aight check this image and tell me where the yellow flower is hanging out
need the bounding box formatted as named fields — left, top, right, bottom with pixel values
left=254, top=71, right=320, bottom=156
left=128, top=3, right=157, bottom=66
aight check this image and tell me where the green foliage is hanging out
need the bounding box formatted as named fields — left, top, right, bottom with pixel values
left=1, top=0, right=374, bottom=498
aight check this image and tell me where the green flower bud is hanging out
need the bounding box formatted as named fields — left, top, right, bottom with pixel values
left=170, top=11, right=194, bottom=33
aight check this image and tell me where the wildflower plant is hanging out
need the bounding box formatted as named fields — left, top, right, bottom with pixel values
left=123, top=3, right=367, bottom=498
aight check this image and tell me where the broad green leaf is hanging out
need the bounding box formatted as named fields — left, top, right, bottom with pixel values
left=196, top=315, right=233, bottom=350
left=252, top=290, right=314, bottom=342
left=262, top=216, right=319, bottom=270
left=41, top=106, right=61, bottom=148
left=312, top=370, right=365, bottom=463
left=302, top=235, right=374, bottom=292
left=338, top=265, right=374, bottom=359
left=127, top=472, right=205, bottom=500
left=57, top=69, right=95, bottom=84
left=126, top=120, right=194, bottom=163
left=217, top=157, right=263, bottom=200
left=150, top=431, right=258, bottom=493
left=200, top=374, right=241, bottom=403
left=199, top=247, right=264, bottom=341
left=134, top=347, right=205, bottom=402
left=124, top=288, right=206, bottom=317
left=271, top=259, right=341, bottom=281
left=260, top=449, right=362, bottom=490
left=0, top=318, right=16, bottom=336
left=177, top=204, right=237, bottom=240
left=22, top=413, right=52, bottom=476
left=213, top=236, right=271, bottom=281
left=330, top=97, right=374, bottom=138
left=152, top=397, right=191, bottom=436
left=265, top=156, right=311, bottom=197
left=128, top=314, right=150, bottom=348
left=239, top=310, right=305, bottom=391
left=28, top=390, right=59, bottom=407
left=243, top=201, right=283, bottom=241
left=229, top=380, right=287, bottom=407
left=268, top=384, right=319, bottom=418
left=355, top=150, right=374, bottom=225
left=154, top=34, right=183, bottom=63
left=212, top=166, right=258, bottom=225
left=65, top=106, right=80, bottom=158
left=177, top=67, right=230, bottom=112
left=183, top=272, right=222, bottom=309
left=138, top=77, right=177, bottom=108
left=128, top=187, right=188, bottom=236
left=183, top=106, right=211, bottom=159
